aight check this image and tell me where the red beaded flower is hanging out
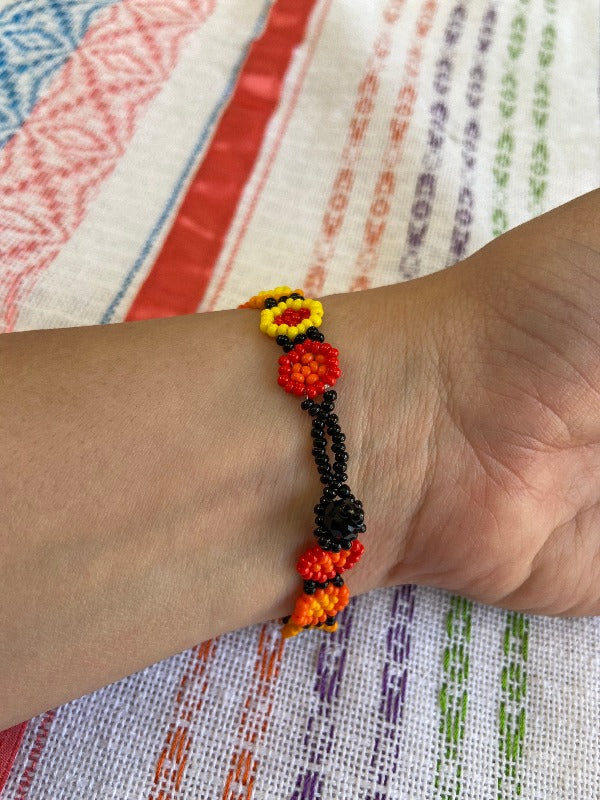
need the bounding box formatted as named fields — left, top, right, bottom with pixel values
left=277, top=341, right=341, bottom=398
left=296, top=540, right=365, bottom=583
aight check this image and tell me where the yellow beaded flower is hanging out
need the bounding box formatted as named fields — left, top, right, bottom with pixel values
left=259, top=296, right=323, bottom=341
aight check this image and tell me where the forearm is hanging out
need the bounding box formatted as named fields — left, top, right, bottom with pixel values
left=0, top=285, right=431, bottom=729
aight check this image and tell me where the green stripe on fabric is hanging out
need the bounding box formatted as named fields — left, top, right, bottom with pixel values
left=498, top=612, right=529, bottom=798
left=491, top=2, right=538, bottom=796
left=491, top=0, right=530, bottom=236
left=434, top=595, right=472, bottom=798
left=528, top=0, right=557, bottom=213
left=497, top=10, right=557, bottom=795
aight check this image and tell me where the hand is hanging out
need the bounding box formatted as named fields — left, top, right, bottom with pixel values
left=365, top=190, right=600, bottom=615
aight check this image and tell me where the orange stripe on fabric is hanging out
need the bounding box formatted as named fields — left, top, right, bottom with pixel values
left=149, top=640, right=217, bottom=800
left=349, top=0, right=439, bottom=292
left=126, top=0, right=320, bottom=322
left=302, top=0, right=409, bottom=297
left=221, top=625, right=285, bottom=800
left=203, top=0, right=332, bottom=313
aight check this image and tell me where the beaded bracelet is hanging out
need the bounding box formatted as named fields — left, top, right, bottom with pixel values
left=240, top=286, right=366, bottom=639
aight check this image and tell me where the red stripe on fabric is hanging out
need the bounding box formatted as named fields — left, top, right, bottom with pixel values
left=203, top=0, right=332, bottom=313
left=0, top=722, right=27, bottom=794
left=125, top=0, right=320, bottom=322
left=15, top=711, right=56, bottom=800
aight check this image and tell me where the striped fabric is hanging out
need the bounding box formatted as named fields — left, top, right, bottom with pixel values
left=0, top=0, right=599, bottom=797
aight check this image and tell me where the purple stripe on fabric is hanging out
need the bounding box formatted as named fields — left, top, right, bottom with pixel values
left=447, top=3, right=498, bottom=265
left=365, top=585, right=416, bottom=800
left=290, top=603, right=356, bottom=800
left=398, top=3, right=468, bottom=279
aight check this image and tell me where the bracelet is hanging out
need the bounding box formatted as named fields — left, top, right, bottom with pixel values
left=240, top=286, right=366, bottom=639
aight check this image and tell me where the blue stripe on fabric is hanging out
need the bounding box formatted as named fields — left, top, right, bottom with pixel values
left=101, top=0, right=274, bottom=325
left=0, top=0, right=121, bottom=148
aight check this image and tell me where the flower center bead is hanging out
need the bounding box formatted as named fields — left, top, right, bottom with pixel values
left=273, top=307, right=311, bottom=326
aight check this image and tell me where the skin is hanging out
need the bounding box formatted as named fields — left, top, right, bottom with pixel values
left=1, top=188, right=598, bottom=729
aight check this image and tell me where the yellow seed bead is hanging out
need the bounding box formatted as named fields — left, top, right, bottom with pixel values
left=278, top=324, right=288, bottom=335
left=260, top=320, right=270, bottom=333
left=267, top=323, right=278, bottom=337
left=297, top=322, right=306, bottom=333
left=311, top=316, right=322, bottom=327
left=292, top=299, right=302, bottom=310
left=288, top=326, right=298, bottom=338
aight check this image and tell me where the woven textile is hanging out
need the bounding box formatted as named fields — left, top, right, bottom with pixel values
left=1, top=0, right=599, bottom=796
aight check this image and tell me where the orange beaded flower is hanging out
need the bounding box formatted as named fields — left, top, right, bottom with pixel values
left=282, top=582, right=350, bottom=638
left=277, top=341, right=341, bottom=398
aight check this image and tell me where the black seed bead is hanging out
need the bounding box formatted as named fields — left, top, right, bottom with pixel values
left=312, top=448, right=326, bottom=459
left=301, top=398, right=314, bottom=411
left=290, top=292, right=303, bottom=300
left=265, top=298, right=277, bottom=309
left=323, top=486, right=336, bottom=500
left=315, top=514, right=325, bottom=525
left=332, top=443, right=346, bottom=455
left=281, top=615, right=291, bottom=624
left=279, top=295, right=289, bottom=303
left=276, top=334, right=289, bottom=346
left=306, top=326, right=320, bottom=340
left=315, top=332, right=325, bottom=342
left=326, top=615, right=336, bottom=625
left=318, top=468, right=331, bottom=479
left=334, top=472, right=348, bottom=482
left=327, top=414, right=339, bottom=425
left=313, top=503, right=323, bottom=515
left=313, top=527, right=326, bottom=538
left=320, top=475, right=331, bottom=484
left=359, top=523, right=367, bottom=532
left=283, top=343, right=294, bottom=352
left=311, top=418, right=325, bottom=430
left=332, top=433, right=346, bottom=444
left=304, top=580, right=316, bottom=595
left=335, top=452, right=349, bottom=463
left=319, top=402, right=334, bottom=416
left=332, top=574, right=344, bottom=587
left=323, top=390, right=337, bottom=402
left=295, top=333, right=307, bottom=344
left=308, top=405, right=319, bottom=417
left=330, top=542, right=342, bottom=553
left=329, top=480, right=341, bottom=494
left=311, top=428, right=325, bottom=439
left=337, top=484, right=351, bottom=498
left=315, top=458, right=329, bottom=469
